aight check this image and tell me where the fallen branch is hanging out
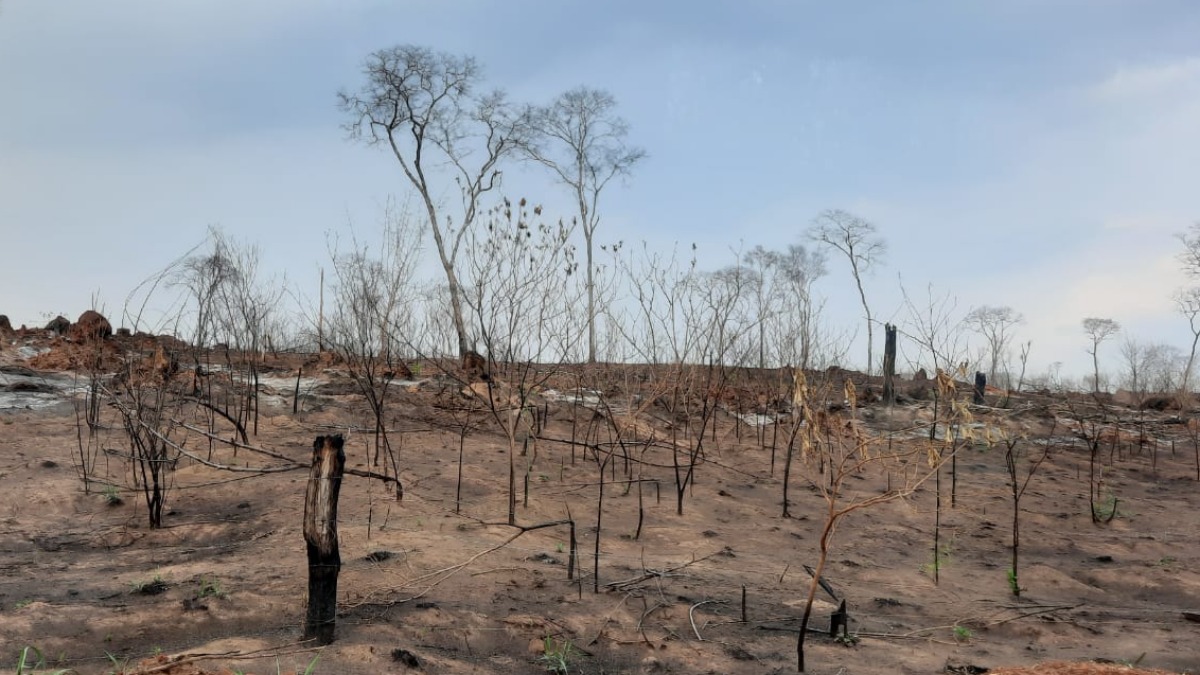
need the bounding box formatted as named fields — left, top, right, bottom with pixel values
left=689, top=600, right=723, bottom=641
left=123, top=642, right=320, bottom=674
left=603, top=550, right=723, bottom=591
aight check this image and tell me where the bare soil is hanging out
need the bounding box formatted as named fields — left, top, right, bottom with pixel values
left=1, top=335, right=1197, bottom=674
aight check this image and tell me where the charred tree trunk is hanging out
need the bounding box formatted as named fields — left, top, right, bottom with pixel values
left=882, top=323, right=897, bottom=406
left=973, top=372, right=986, bottom=405
left=304, top=435, right=345, bottom=645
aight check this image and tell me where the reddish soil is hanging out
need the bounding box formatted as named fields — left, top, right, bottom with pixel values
left=1, top=335, right=1197, bottom=674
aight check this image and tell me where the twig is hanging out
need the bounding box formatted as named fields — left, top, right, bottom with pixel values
left=176, top=420, right=296, bottom=463
left=140, top=422, right=304, bottom=474
left=603, top=550, right=722, bottom=591
left=689, top=600, right=722, bottom=641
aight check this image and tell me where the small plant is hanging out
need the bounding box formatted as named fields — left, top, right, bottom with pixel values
left=1006, top=567, right=1022, bottom=596
left=104, top=652, right=128, bottom=674
left=953, top=625, right=973, bottom=643
left=833, top=631, right=860, bottom=647
left=102, top=485, right=122, bottom=506
left=1157, top=556, right=1176, bottom=568
left=1093, top=490, right=1121, bottom=522
left=555, top=542, right=565, bottom=554
left=131, top=575, right=169, bottom=595
left=301, top=654, right=321, bottom=675
left=920, top=542, right=953, bottom=577
left=13, top=599, right=33, bottom=610
left=196, top=576, right=225, bottom=599
left=14, top=646, right=73, bottom=675
left=538, top=636, right=579, bottom=674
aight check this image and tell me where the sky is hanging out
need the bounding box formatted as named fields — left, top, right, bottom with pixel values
left=1, top=0, right=1199, bottom=381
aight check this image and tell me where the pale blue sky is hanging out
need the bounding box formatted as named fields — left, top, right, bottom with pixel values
left=1, top=1, right=1198, bottom=378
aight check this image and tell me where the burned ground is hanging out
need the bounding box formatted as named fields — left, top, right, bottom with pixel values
left=0, top=336, right=1196, bottom=674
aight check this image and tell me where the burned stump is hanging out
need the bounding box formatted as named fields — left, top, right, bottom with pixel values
left=303, top=434, right=345, bottom=645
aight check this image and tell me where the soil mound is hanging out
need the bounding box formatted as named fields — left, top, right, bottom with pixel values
left=71, top=309, right=113, bottom=341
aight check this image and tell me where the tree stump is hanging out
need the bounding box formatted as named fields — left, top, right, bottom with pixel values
left=829, top=599, right=849, bottom=638
left=973, top=372, right=987, bottom=405
left=304, top=434, right=345, bottom=645
left=882, top=323, right=897, bottom=405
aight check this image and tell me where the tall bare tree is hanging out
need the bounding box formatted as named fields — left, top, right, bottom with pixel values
left=1082, top=317, right=1120, bottom=394
left=964, top=305, right=1024, bottom=388
left=339, top=45, right=530, bottom=357
left=808, top=210, right=885, bottom=375
left=1174, top=287, right=1200, bottom=396
left=524, top=87, right=646, bottom=363
left=1173, top=224, right=1200, bottom=397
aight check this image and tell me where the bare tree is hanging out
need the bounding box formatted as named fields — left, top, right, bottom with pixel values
left=1174, top=287, right=1200, bottom=398
left=742, top=247, right=779, bottom=369
left=326, top=206, right=423, bottom=483
left=1172, top=224, right=1200, bottom=399
left=461, top=197, right=578, bottom=525
left=1082, top=317, right=1120, bottom=394
left=808, top=210, right=885, bottom=375
left=899, top=282, right=969, bottom=376
left=1119, top=336, right=1152, bottom=404
left=698, top=262, right=758, bottom=366
left=1176, top=221, right=1200, bottom=275
left=964, top=305, right=1023, bottom=388
left=744, top=244, right=827, bottom=369
left=1121, top=337, right=1184, bottom=400
left=339, top=45, right=530, bottom=357
left=789, top=374, right=958, bottom=671
left=524, top=87, right=646, bottom=364
left=614, top=243, right=702, bottom=365
left=172, top=228, right=236, bottom=351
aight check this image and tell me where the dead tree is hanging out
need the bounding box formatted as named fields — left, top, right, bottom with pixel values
left=304, top=435, right=345, bottom=645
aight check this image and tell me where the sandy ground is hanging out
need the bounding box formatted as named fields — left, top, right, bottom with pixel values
left=1, top=350, right=1198, bottom=674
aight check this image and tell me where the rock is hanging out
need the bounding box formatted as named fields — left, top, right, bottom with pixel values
left=115, top=327, right=132, bottom=338
left=0, top=315, right=12, bottom=335
left=913, top=368, right=928, bottom=382
left=45, top=315, right=71, bottom=335
left=71, top=310, right=113, bottom=342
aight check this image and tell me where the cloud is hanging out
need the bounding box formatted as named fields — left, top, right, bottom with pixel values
left=1092, top=57, right=1200, bottom=101
left=993, top=225, right=1189, bottom=374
